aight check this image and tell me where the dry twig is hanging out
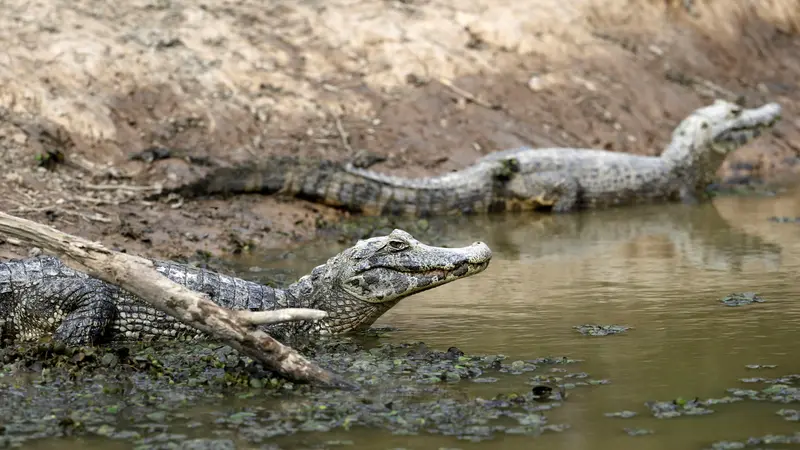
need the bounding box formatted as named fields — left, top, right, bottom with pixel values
left=0, top=212, right=356, bottom=389
left=8, top=205, right=112, bottom=224
left=438, top=77, right=500, bottom=110
left=334, top=115, right=355, bottom=153
left=82, top=183, right=159, bottom=192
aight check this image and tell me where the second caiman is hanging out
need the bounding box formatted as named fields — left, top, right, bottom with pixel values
left=152, top=99, right=781, bottom=215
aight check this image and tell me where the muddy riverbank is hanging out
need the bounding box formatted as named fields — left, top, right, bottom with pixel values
left=1, top=0, right=799, bottom=261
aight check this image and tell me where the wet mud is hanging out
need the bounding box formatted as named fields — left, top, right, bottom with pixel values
left=0, top=336, right=593, bottom=448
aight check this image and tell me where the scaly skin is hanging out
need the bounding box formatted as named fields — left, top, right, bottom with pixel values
left=0, top=230, right=491, bottom=346
left=156, top=155, right=522, bottom=216
left=344, top=100, right=782, bottom=212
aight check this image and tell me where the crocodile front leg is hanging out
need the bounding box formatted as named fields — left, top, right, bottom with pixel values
left=52, top=279, right=120, bottom=345
left=0, top=263, right=119, bottom=346
left=503, top=171, right=580, bottom=213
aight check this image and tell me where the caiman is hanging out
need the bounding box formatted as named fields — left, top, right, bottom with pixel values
left=342, top=99, right=782, bottom=212
left=152, top=99, right=781, bottom=215
left=0, top=229, right=491, bottom=346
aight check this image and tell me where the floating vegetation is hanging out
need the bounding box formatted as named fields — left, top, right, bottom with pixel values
left=0, top=327, right=794, bottom=448
left=707, top=432, right=800, bottom=449
left=725, top=372, right=800, bottom=404
left=643, top=371, right=800, bottom=422
left=744, top=364, right=777, bottom=370
left=0, top=338, right=602, bottom=447
left=776, top=409, right=799, bottom=422
left=645, top=397, right=718, bottom=419
left=624, top=428, right=654, bottom=436
left=720, top=292, right=765, bottom=307
left=572, top=324, right=632, bottom=336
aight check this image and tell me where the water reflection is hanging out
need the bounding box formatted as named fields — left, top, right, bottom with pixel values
left=238, top=200, right=785, bottom=280
left=420, top=201, right=784, bottom=273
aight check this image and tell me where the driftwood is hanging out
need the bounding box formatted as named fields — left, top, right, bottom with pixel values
left=0, top=212, right=357, bottom=389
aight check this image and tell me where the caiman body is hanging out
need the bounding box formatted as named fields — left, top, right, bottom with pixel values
left=0, top=230, right=491, bottom=346
left=343, top=100, right=782, bottom=212
left=156, top=100, right=781, bottom=215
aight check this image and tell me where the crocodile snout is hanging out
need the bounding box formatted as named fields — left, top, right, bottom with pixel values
left=465, top=241, right=493, bottom=266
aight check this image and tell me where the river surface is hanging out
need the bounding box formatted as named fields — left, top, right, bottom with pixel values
left=231, top=193, right=800, bottom=450
left=16, top=193, right=800, bottom=450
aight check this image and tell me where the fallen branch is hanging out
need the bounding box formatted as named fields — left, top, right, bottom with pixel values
left=239, top=308, right=327, bottom=326
left=0, top=211, right=357, bottom=389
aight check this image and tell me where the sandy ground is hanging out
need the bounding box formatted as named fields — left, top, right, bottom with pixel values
left=1, top=0, right=799, bottom=260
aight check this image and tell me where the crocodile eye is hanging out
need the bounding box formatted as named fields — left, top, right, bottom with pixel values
left=387, top=240, right=408, bottom=251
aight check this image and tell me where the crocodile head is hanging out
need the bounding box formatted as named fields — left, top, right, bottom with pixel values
left=285, top=229, right=492, bottom=335
left=662, top=99, right=782, bottom=170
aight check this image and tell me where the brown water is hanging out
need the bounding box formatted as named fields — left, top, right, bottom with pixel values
left=231, top=193, right=800, bottom=450
left=17, top=194, right=800, bottom=450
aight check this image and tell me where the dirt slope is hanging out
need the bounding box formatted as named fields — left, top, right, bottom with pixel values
left=1, top=0, right=799, bottom=260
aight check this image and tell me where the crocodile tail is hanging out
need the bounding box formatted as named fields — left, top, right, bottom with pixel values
left=152, top=155, right=330, bottom=199
left=174, top=163, right=288, bottom=198
left=149, top=155, right=485, bottom=217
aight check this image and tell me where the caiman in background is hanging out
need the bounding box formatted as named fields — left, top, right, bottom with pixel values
left=149, top=100, right=781, bottom=215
